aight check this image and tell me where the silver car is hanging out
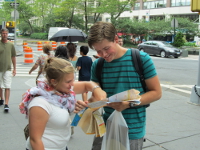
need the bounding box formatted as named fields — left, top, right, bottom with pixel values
left=8, top=33, right=15, bottom=40
left=137, top=41, right=182, bottom=58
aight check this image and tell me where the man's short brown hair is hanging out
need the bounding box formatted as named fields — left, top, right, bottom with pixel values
left=0, top=28, right=9, bottom=33
left=88, top=21, right=117, bottom=49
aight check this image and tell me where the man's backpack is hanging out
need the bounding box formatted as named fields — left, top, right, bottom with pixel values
left=96, top=48, right=149, bottom=107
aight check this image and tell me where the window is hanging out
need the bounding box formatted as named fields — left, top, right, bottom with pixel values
left=143, top=0, right=166, bottom=9
left=171, top=0, right=191, bottom=7
left=144, top=42, right=151, bottom=45
left=134, top=3, right=140, bottom=10
left=88, top=16, right=96, bottom=23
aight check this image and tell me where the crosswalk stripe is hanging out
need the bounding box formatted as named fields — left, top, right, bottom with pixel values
left=16, top=53, right=80, bottom=78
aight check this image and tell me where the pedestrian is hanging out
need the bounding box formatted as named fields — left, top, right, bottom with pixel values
left=19, top=57, right=106, bottom=150
left=76, top=46, right=93, bottom=101
left=54, top=45, right=69, bottom=60
left=0, top=28, right=16, bottom=112
left=29, top=43, right=54, bottom=81
left=75, top=21, right=162, bottom=150
left=118, top=36, right=124, bottom=46
left=67, top=43, right=78, bottom=69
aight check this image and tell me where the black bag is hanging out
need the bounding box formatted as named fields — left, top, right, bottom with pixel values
left=24, top=124, right=29, bottom=140
left=96, top=48, right=149, bottom=107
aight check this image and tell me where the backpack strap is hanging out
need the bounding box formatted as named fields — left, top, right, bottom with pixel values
left=131, top=48, right=150, bottom=108
left=96, top=57, right=105, bottom=88
left=131, top=48, right=147, bottom=92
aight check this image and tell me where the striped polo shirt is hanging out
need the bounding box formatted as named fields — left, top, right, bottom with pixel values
left=91, top=49, right=157, bottom=139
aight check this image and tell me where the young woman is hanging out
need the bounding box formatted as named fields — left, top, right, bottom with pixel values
left=66, top=43, right=78, bottom=68
left=29, top=43, right=54, bottom=80
left=20, top=57, right=106, bottom=150
left=54, top=45, right=69, bottom=61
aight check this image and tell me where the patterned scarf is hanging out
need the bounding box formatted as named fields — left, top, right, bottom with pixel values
left=19, top=78, right=76, bottom=117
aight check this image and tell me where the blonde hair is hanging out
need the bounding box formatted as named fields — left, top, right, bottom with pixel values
left=88, top=21, right=117, bottom=49
left=43, top=43, right=52, bottom=55
left=44, top=57, right=75, bottom=87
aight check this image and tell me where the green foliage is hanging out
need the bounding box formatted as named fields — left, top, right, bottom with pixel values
left=18, top=22, right=31, bottom=35
left=174, top=17, right=199, bottom=36
left=173, top=32, right=185, bottom=47
left=99, top=0, right=136, bottom=24
left=115, top=17, right=199, bottom=43
left=183, top=42, right=196, bottom=47
left=30, top=33, right=48, bottom=40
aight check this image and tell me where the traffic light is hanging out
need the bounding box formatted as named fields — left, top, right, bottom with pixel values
left=191, top=0, right=200, bottom=12
left=6, top=21, right=15, bottom=28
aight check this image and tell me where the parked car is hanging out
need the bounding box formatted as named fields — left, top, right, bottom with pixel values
left=137, top=41, right=182, bottom=58
left=8, top=33, right=15, bottom=40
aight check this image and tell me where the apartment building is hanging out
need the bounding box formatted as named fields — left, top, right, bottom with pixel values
left=0, top=0, right=4, bottom=9
left=102, top=0, right=199, bottom=22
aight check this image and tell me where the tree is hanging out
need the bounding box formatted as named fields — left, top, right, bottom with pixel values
left=17, top=0, right=35, bottom=34
left=99, top=0, right=136, bottom=25
left=32, top=0, right=60, bottom=32
left=0, top=5, right=11, bottom=24
left=173, top=32, right=185, bottom=47
left=53, top=0, right=84, bottom=29
left=115, top=17, right=199, bottom=42
left=1, top=2, right=15, bottom=24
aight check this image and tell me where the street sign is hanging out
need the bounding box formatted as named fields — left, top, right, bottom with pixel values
left=10, top=3, right=19, bottom=7
left=171, top=18, right=178, bottom=28
left=5, top=0, right=14, bottom=1
left=11, top=10, right=19, bottom=19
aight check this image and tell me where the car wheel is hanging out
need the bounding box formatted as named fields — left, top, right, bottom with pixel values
left=174, top=56, right=178, bottom=58
left=140, top=48, right=144, bottom=52
left=160, top=51, right=166, bottom=58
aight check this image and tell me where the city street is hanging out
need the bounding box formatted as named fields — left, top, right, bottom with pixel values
left=0, top=39, right=200, bottom=150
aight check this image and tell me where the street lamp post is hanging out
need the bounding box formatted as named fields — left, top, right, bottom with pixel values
left=14, top=0, right=17, bottom=48
left=190, top=0, right=200, bottom=105
left=190, top=53, right=200, bottom=105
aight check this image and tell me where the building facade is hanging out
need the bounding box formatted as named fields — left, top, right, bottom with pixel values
left=0, top=0, right=4, bottom=9
left=102, top=0, right=199, bottom=22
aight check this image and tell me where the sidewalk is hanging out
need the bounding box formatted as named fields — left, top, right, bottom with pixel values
left=0, top=78, right=200, bottom=149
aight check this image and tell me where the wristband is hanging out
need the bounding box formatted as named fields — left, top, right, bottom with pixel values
left=92, top=85, right=100, bottom=93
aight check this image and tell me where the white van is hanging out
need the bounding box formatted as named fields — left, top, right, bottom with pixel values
left=48, top=27, right=68, bottom=40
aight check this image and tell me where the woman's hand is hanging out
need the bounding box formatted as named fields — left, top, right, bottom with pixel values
left=91, top=87, right=107, bottom=102
left=74, top=100, right=88, bottom=113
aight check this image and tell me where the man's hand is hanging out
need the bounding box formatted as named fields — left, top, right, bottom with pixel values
left=74, top=100, right=88, bottom=113
left=107, top=101, right=130, bottom=112
left=12, top=69, right=16, bottom=76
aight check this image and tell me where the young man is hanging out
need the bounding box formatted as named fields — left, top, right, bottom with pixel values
left=76, top=46, right=93, bottom=101
left=87, top=21, right=162, bottom=150
left=0, top=28, right=16, bottom=112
